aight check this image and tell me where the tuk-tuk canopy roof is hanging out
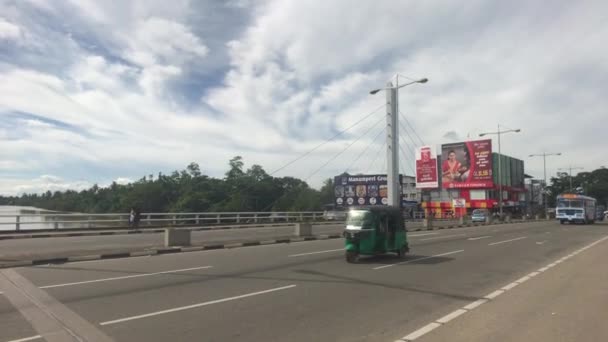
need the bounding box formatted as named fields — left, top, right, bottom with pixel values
left=348, top=206, right=402, bottom=213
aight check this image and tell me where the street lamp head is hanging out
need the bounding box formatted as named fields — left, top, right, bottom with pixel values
left=369, top=89, right=381, bottom=95
left=556, top=153, right=562, bottom=156
left=418, top=78, right=428, bottom=83
left=479, top=133, right=486, bottom=137
left=514, top=129, right=521, bottom=133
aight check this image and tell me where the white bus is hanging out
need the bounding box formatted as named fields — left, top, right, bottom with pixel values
left=556, top=194, right=597, bottom=224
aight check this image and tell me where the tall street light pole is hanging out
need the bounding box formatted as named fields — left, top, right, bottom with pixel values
left=370, top=75, right=427, bottom=207
left=479, top=124, right=521, bottom=217
left=529, top=152, right=562, bottom=218
left=558, top=166, right=583, bottom=192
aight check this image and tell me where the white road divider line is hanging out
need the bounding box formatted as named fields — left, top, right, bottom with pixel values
left=6, top=336, right=42, bottom=342
left=501, top=282, right=519, bottom=291
left=288, top=248, right=344, bottom=257
left=39, top=266, right=213, bottom=289
left=488, top=236, right=527, bottom=246
left=397, top=234, right=608, bottom=342
left=399, top=322, right=442, bottom=341
left=373, top=250, right=464, bottom=270
left=536, top=240, right=547, bottom=245
left=419, top=234, right=466, bottom=241
left=100, top=284, right=296, bottom=326
left=467, top=236, right=491, bottom=241
left=408, top=233, right=439, bottom=237
left=463, top=299, right=488, bottom=310
left=435, top=309, right=467, bottom=324
left=484, top=290, right=505, bottom=299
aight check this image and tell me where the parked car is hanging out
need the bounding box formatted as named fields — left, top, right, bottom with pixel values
left=471, top=209, right=489, bottom=223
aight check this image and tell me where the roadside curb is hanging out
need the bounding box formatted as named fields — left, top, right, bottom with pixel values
left=0, top=234, right=344, bottom=269
left=0, top=221, right=341, bottom=240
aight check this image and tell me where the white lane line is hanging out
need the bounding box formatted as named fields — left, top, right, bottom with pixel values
left=39, top=266, right=213, bottom=289
left=467, top=235, right=491, bottom=241
left=400, top=322, right=442, bottom=341
left=288, top=248, right=343, bottom=257
left=436, top=309, right=468, bottom=324
left=463, top=299, right=488, bottom=310
left=488, top=236, right=527, bottom=246
left=397, top=235, right=608, bottom=342
left=501, top=282, right=519, bottom=291
left=6, top=336, right=42, bottom=342
left=536, top=240, right=547, bottom=245
left=100, top=284, right=297, bottom=326
left=408, top=233, right=438, bottom=237
left=419, top=234, right=466, bottom=241
left=484, top=289, right=504, bottom=299
left=373, top=250, right=464, bottom=270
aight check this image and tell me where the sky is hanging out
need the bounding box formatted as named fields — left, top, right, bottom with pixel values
left=0, top=0, right=607, bottom=196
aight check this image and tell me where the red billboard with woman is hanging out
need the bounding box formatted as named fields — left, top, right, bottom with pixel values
left=441, top=139, right=493, bottom=189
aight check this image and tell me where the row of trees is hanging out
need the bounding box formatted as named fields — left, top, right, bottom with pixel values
left=547, top=167, right=608, bottom=207
left=0, top=157, right=336, bottom=213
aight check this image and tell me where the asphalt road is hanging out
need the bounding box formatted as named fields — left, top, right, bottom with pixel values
left=1, top=220, right=607, bottom=342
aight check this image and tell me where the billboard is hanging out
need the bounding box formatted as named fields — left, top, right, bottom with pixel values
left=334, top=174, right=403, bottom=207
left=415, top=145, right=439, bottom=188
left=441, top=139, right=493, bottom=189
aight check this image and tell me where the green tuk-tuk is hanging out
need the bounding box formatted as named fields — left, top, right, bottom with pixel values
left=343, top=206, right=409, bottom=263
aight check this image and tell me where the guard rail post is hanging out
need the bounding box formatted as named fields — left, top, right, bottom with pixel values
left=165, top=228, right=191, bottom=247
left=295, top=222, right=312, bottom=237
left=15, top=215, right=20, bottom=231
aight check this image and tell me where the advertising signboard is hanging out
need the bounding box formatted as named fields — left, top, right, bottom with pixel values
left=441, top=139, right=493, bottom=189
left=334, top=174, right=403, bottom=207
left=415, top=145, right=439, bottom=189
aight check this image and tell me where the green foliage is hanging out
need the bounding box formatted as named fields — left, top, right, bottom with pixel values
left=548, top=167, right=608, bottom=207
left=0, top=158, right=329, bottom=213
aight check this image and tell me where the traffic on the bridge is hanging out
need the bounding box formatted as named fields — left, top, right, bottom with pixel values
left=1, top=1, right=608, bottom=342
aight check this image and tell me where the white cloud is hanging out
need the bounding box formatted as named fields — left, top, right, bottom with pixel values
left=0, top=175, right=92, bottom=196
left=0, top=18, right=22, bottom=41
left=125, top=17, right=209, bottom=68
left=1, top=0, right=608, bottom=196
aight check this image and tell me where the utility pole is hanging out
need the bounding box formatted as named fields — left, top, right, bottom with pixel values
left=529, top=152, right=562, bottom=218
left=386, top=81, right=400, bottom=207
left=558, top=166, right=583, bottom=192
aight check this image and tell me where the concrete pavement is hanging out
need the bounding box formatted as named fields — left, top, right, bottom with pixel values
left=0, top=221, right=606, bottom=342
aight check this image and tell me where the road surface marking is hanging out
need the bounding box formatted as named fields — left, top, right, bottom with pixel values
left=6, top=336, right=42, bottom=342
left=399, top=322, right=442, bottom=341
left=394, top=235, right=608, bottom=342
left=538, top=266, right=550, bottom=272
left=0, top=269, right=113, bottom=342
left=419, top=234, right=466, bottom=241
left=463, top=299, right=488, bottom=310
left=408, top=233, right=438, bottom=237
left=501, top=282, right=519, bottom=291
left=373, top=250, right=464, bottom=270
left=488, top=236, right=527, bottom=246
left=100, top=284, right=297, bottom=326
left=288, top=248, right=343, bottom=257
left=484, top=289, right=505, bottom=299
left=39, top=266, right=213, bottom=289
left=536, top=240, right=547, bottom=245
left=514, top=275, right=531, bottom=284
left=467, top=235, right=491, bottom=241
left=436, top=309, right=467, bottom=324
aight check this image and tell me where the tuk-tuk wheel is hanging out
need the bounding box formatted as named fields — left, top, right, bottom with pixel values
left=346, top=251, right=359, bottom=263
left=397, top=246, right=408, bottom=259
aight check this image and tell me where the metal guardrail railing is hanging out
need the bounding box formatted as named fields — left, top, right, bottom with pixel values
left=0, top=211, right=330, bottom=231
